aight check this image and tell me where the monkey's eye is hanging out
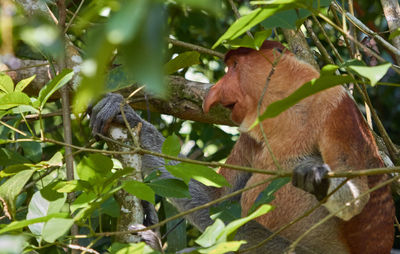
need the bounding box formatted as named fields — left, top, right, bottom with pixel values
left=232, top=61, right=238, bottom=68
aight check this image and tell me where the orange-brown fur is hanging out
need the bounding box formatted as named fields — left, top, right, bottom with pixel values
left=203, top=41, right=394, bottom=253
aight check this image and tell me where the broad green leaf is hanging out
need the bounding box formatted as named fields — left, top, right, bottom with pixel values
left=255, top=66, right=355, bottom=125
left=27, top=191, right=66, bottom=236
left=166, top=163, right=229, bottom=187
left=162, top=134, right=181, bottom=160
left=15, top=75, right=36, bottom=92
left=228, top=30, right=272, bottom=50
left=389, top=28, right=400, bottom=40
left=106, top=0, right=149, bottom=44
left=0, top=213, right=68, bottom=234
left=218, top=204, right=273, bottom=242
left=40, top=182, right=66, bottom=201
left=199, top=241, right=246, bottom=254
left=196, top=219, right=225, bottom=247
left=0, top=164, right=31, bottom=177
left=109, top=242, right=160, bottom=254
left=164, top=51, right=200, bottom=75
left=249, top=177, right=290, bottom=213
left=0, top=235, right=26, bottom=254
left=0, top=169, right=35, bottom=217
left=147, top=178, right=190, bottom=198
left=123, top=180, right=155, bottom=204
left=38, top=69, right=73, bottom=109
left=42, top=218, right=74, bottom=243
left=348, top=63, right=391, bottom=86
left=76, top=154, right=113, bottom=185
left=213, top=6, right=287, bottom=48
left=0, top=92, right=31, bottom=110
left=0, top=73, right=14, bottom=93
left=71, top=192, right=97, bottom=213
left=53, top=180, right=91, bottom=193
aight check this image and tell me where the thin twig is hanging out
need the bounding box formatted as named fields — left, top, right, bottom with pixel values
left=64, top=0, right=85, bottom=33
left=167, top=38, right=224, bottom=59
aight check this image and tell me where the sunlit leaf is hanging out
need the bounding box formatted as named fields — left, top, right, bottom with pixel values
left=109, top=242, right=160, bottom=254
left=123, top=180, right=155, bottom=204
left=27, top=191, right=66, bottom=236
left=164, top=51, right=200, bottom=75
left=347, top=63, right=391, bottom=86
left=0, top=92, right=31, bottom=110
left=0, top=73, right=14, bottom=93
left=196, top=219, right=225, bottom=247
left=37, top=69, right=73, bottom=109
left=262, top=9, right=310, bottom=29
left=228, top=30, right=272, bottom=50
left=198, top=241, right=246, bottom=254
left=213, top=7, right=287, bottom=49
left=42, top=218, right=74, bottom=243
left=389, top=28, right=400, bottom=40
left=15, top=75, right=36, bottom=92
left=166, top=163, right=229, bottom=187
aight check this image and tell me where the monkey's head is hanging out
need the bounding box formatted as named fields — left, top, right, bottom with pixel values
left=203, top=40, right=319, bottom=133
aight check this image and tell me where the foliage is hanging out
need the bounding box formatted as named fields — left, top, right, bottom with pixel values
left=0, top=0, right=400, bottom=253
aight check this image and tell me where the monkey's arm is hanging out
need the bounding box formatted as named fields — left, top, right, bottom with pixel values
left=317, top=96, right=375, bottom=221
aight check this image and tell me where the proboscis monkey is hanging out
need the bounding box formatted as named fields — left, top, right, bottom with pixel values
left=203, top=40, right=394, bottom=253
left=90, top=41, right=394, bottom=254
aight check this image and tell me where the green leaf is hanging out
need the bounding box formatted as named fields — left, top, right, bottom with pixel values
left=213, top=6, right=287, bottom=49
left=71, top=192, right=97, bottom=214
left=249, top=177, right=290, bottom=213
left=0, top=73, right=14, bottom=93
left=147, top=178, right=190, bottom=198
left=52, top=180, right=91, bottom=193
left=123, top=180, right=155, bottom=204
left=27, top=191, right=66, bottom=236
left=42, top=218, right=74, bottom=243
left=101, top=197, right=120, bottom=218
left=106, top=0, right=149, bottom=44
left=76, top=154, right=113, bottom=185
left=0, top=169, right=35, bottom=217
left=218, top=204, right=273, bottom=242
left=210, top=200, right=241, bottom=223
left=38, top=69, right=73, bottom=109
left=199, top=241, right=246, bottom=254
left=109, top=242, right=160, bottom=254
left=164, top=51, right=200, bottom=75
left=0, top=213, right=68, bottom=234
left=255, top=66, right=355, bottom=125
left=389, top=28, right=400, bottom=40
left=162, top=134, right=181, bottom=161
left=196, top=219, right=225, bottom=247
left=166, top=163, right=229, bottom=187
left=347, top=63, right=391, bottom=86
left=0, top=92, right=31, bottom=110
left=15, top=75, right=36, bottom=92
left=228, top=30, right=272, bottom=50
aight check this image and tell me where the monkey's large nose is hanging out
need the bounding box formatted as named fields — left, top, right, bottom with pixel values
left=203, top=85, right=221, bottom=113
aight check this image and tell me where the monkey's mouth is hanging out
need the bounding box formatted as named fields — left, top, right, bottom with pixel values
left=223, top=103, right=236, bottom=111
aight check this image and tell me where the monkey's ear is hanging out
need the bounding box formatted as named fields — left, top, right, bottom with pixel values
left=203, top=84, right=221, bottom=113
